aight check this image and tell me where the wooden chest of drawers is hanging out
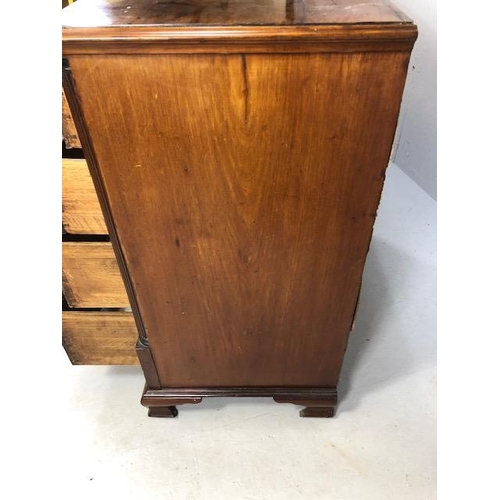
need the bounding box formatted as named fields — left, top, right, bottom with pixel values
left=62, top=0, right=417, bottom=418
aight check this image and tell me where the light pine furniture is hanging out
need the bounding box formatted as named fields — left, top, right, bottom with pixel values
left=62, top=94, right=139, bottom=365
left=62, top=0, right=417, bottom=418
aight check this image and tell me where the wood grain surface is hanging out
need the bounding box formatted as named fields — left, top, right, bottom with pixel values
left=62, top=242, right=129, bottom=308
left=62, top=0, right=412, bottom=27
left=62, top=88, right=81, bottom=148
left=62, top=158, right=107, bottom=234
left=68, top=50, right=410, bottom=387
left=63, top=311, right=139, bottom=364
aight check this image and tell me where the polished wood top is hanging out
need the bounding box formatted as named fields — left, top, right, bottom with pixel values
left=62, top=1, right=416, bottom=59
left=62, top=0, right=412, bottom=28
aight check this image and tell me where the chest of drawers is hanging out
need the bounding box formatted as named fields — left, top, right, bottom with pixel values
left=62, top=0, right=417, bottom=418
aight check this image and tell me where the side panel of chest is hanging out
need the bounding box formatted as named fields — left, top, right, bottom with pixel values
left=68, top=52, right=409, bottom=387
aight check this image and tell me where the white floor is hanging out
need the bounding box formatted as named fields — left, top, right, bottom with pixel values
left=61, top=164, right=436, bottom=500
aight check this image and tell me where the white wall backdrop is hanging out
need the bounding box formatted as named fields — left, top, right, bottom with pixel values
left=392, top=0, right=437, bottom=200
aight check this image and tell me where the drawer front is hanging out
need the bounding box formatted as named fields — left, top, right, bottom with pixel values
left=62, top=88, right=82, bottom=149
left=62, top=242, right=129, bottom=308
left=63, top=311, right=139, bottom=365
left=62, top=158, right=108, bottom=235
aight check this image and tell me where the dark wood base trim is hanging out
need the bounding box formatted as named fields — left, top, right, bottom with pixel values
left=140, top=385, right=202, bottom=419
left=148, top=406, right=179, bottom=418
left=142, top=387, right=336, bottom=399
left=273, top=388, right=338, bottom=418
left=140, top=386, right=337, bottom=418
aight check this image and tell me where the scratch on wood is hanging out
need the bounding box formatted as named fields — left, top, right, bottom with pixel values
left=241, top=54, right=249, bottom=124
